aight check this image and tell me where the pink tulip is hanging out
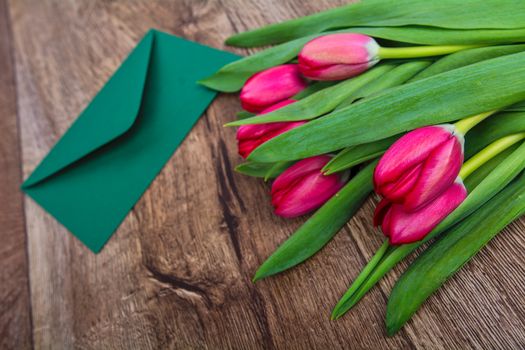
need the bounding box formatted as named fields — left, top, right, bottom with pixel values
left=374, top=180, right=467, bottom=245
left=271, top=155, right=348, bottom=218
left=374, top=125, right=464, bottom=212
left=298, top=33, right=380, bottom=81
left=240, top=64, right=308, bottom=113
left=236, top=100, right=306, bottom=158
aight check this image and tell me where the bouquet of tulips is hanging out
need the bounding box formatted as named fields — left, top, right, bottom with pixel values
left=200, top=0, right=525, bottom=335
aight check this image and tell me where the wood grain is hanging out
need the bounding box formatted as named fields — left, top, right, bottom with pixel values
left=0, top=0, right=33, bottom=348
left=4, top=0, right=525, bottom=348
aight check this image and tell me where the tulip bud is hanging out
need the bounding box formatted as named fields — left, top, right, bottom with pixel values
left=374, top=125, right=464, bottom=212
left=236, top=100, right=306, bottom=158
left=298, top=33, right=380, bottom=81
left=240, top=64, right=308, bottom=113
left=374, top=180, right=467, bottom=245
left=271, top=155, right=348, bottom=218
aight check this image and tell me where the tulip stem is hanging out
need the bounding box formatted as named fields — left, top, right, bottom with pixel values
left=378, top=45, right=480, bottom=59
left=459, top=133, right=525, bottom=179
left=454, top=111, right=497, bottom=135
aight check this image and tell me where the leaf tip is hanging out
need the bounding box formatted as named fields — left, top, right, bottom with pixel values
left=252, top=270, right=264, bottom=282
left=225, top=34, right=252, bottom=48
left=224, top=121, right=241, bottom=127
left=224, top=35, right=239, bottom=46
left=197, top=77, right=216, bottom=90
left=386, top=324, right=399, bottom=337
left=330, top=309, right=342, bottom=320
left=322, top=167, right=335, bottom=175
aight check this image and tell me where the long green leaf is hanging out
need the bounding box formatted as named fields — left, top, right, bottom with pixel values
left=386, top=171, right=525, bottom=335
left=463, top=145, right=518, bottom=191
left=225, top=64, right=396, bottom=126
left=465, top=111, right=525, bottom=158
left=253, top=161, right=376, bottom=281
left=409, top=44, right=525, bottom=82
left=235, top=161, right=291, bottom=178
left=263, top=161, right=292, bottom=181
left=226, top=0, right=525, bottom=47
left=323, top=136, right=399, bottom=175
left=249, top=51, right=525, bottom=163
left=292, top=81, right=338, bottom=100
left=331, top=140, right=525, bottom=319
left=334, top=61, right=432, bottom=111
left=237, top=110, right=255, bottom=119
left=354, top=27, right=525, bottom=46
left=505, top=100, right=525, bottom=111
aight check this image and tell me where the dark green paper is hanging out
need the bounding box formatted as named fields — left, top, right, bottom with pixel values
left=22, top=29, right=239, bottom=253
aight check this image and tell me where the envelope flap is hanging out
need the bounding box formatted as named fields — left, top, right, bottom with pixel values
left=22, top=31, right=155, bottom=188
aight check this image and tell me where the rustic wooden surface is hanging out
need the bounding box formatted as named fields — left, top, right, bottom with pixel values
left=2, top=0, right=525, bottom=348
left=0, top=0, right=33, bottom=348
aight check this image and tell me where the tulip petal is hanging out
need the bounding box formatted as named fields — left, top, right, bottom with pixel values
left=299, top=33, right=379, bottom=67
left=379, top=163, right=422, bottom=202
left=271, top=155, right=348, bottom=218
left=273, top=171, right=344, bottom=217
left=404, top=134, right=463, bottom=211
left=373, top=198, right=391, bottom=227
left=375, top=126, right=453, bottom=185
left=300, top=61, right=377, bottom=81
left=386, top=181, right=467, bottom=245
left=240, top=64, right=307, bottom=113
left=271, top=155, right=332, bottom=195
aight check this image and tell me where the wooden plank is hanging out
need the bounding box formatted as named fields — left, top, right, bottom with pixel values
left=9, top=0, right=525, bottom=348
left=0, top=0, right=33, bottom=349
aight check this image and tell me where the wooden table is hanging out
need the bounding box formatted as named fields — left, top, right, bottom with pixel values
left=2, top=0, right=525, bottom=348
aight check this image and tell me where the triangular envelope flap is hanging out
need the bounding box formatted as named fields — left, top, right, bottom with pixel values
left=22, top=31, right=155, bottom=188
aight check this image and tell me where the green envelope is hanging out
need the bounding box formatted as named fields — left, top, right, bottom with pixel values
left=22, top=29, right=239, bottom=253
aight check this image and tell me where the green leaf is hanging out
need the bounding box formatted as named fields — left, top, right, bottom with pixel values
left=465, top=111, right=525, bottom=158
left=292, top=81, right=339, bottom=100
left=235, top=161, right=289, bottom=178
left=249, top=51, right=525, bottom=163
left=334, top=61, right=432, bottom=111
left=253, top=161, right=376, bottom=281
left=225, top=64, right=396, bottom=126
left=323, top=136, right=399, bottom=175
left=331, top=140, right=525, bottom=319
left=504, top=100, right=525, bottom=112
left=225, top=0, right=525, bottom=47
left=409, top=44, right=525, bottom=82
left=264, top=161, right=293, bottom=181
left=463, top=144, right=518, bottom=191
left=237, top=110, right=255, bottom=119
left=354, top=27, right=525, bottom=46
left=386, top=170, right=525, bottom=335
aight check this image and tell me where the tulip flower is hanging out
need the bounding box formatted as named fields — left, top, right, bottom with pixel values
left=374, top=180, right=467, bottom=245
left=271, top=155, right=348, bottom=218
left=236, top=100, right=306, bottom=158
left=298, top=33, right=380, bottom=81
left=240, top=64, right=308, bottom=113
left=298, top=33, right=475, bottom=81
left=374, top=125, right=464, bottom=212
